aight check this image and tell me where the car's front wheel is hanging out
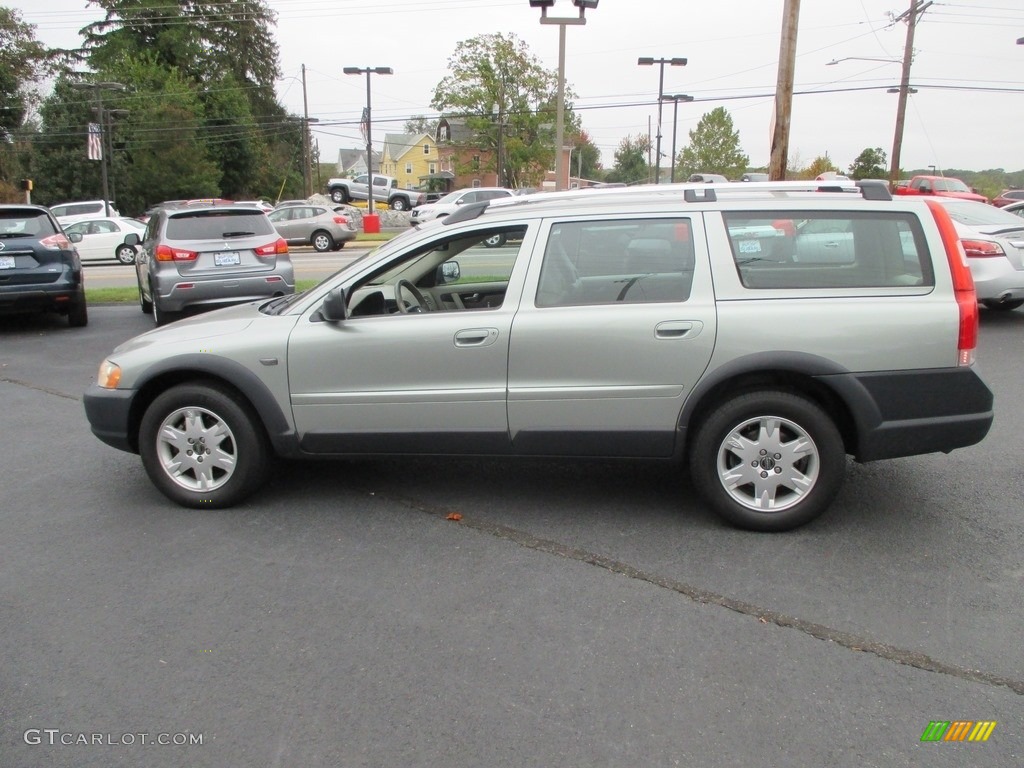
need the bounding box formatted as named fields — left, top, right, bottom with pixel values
left=690, top=391, right=846, bottom=531
left=139, top=383, right=270, bottom=508
left=311, top=230, right=334, bottom=252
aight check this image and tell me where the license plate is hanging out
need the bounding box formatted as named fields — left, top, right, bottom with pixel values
left=214, top=251, right=240, bottom=266
left=0, top=255, right=15, bottom=269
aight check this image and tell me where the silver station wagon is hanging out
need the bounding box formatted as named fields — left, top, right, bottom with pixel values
left=85, top=181, right=993, bottom=531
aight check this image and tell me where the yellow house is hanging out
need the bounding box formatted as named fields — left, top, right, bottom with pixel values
left=380, top=133, right=439, bottom=190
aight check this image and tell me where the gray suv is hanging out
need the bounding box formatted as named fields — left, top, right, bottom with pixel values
left=85, top=181, right=993, bottom=531
left=130, top=204, right=295, bottom=325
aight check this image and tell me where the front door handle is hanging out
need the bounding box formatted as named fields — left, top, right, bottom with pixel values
left=454, top=328, right=499, bottom=347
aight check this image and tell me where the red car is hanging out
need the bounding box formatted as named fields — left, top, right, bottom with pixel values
left=993, top=189, right=1024, bottom=207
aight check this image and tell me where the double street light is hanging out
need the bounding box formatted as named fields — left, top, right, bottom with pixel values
left=638, top=57, right=687, bottom=183
left=343, top=66, right=393, bottom=213
left=530, top=0, right=598, bottom=191
left=659, top=94, right=694, bottom=183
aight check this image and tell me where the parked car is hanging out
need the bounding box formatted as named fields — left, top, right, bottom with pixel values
left=926, top=197, right=1024, bottom=311
left=63, top=217, right=146, bottom=264
left=0, top=204, right=87, bottom=326
left=49, top=200, right=120, bottom=226
left=894, top=175, right=988, bottom=204
left=274, top=200, right=309, bottom=209
left=740, top=172, right=770, bottom=182
left=267, top=205, right=356, bottom=252
left=235, top=199, right=275, bottom=213
left=992, top=189, right=1024, bottom=208
left=409, top=187, right=515, bottom=226
left=1003, top=200, right=1024, bottom=219
left=687, top=173, right=729, bottom=183
left=129, top=204, right=294, bottom=326
left=85, top=180, right=992, bottom=532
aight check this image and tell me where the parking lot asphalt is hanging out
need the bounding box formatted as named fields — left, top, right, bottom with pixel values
left=1, top=305, right=1022, bottom=767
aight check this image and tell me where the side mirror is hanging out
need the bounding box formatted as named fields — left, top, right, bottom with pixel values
left=321, top=287, right=349, bottom=322
left=124, top=233, right=140, bottom=246
left=67, top=232, right=83, bottom=243
left=438, top=260, right=461, bottom=284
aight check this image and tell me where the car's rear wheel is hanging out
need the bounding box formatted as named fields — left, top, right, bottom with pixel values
left=311, top=230, right=334, bottom=252
left=981, top=299, right=1024, bottom=311
left=67, top=293, right=88, bottom=327
left=138, top=276, right=153, bottom=314
left=690, top=391, right=845, bottom=531
left=115, top=244, right=137, bottom=264
left=139, top=383, right=269, bottom=508
left=152, top=288, right=178, bottom=326
left=390, top=197, right=409, bottom=211
left=330, top=188, right=348, bottom=204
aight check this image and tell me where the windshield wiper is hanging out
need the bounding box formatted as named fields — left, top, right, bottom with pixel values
left=222, top=231, right=255, bottom=238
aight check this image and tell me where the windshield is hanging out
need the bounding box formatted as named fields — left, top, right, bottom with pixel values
left=166, top=210, right=274, bottom=239
left=934, top=179, right=971, bottom=193
left=435, top=190, right=467, bottom=204
left=942, top=201, right=1024, bottom=228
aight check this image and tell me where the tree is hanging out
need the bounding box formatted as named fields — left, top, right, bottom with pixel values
left=798, top=155, right=839, bottom=180
left=431, top=33, right=577, bottom=187
left=676, top=107, right=749, bottom=180
left=848, top=147, right=887, bottom=180
left=605, top=134, right=650, bottom=184
left=404, top=116, right=439, bottom=136
left=570, top=129, right=602, bottom=180
left=0, top=7, right=50, bottom=138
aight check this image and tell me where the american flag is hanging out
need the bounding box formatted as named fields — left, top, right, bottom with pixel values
left=87, top=123, right=102, bottom=161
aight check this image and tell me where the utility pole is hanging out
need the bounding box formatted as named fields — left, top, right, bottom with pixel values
left=889, top=1, right=930, bottom=190
left=769, top=0, right=800, bottom=180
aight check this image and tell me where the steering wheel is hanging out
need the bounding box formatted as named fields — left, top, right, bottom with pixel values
left=394, top=279, right=429, bottom=314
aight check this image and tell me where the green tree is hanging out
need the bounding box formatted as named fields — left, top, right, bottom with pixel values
left=676, top=107, right=749, bottom=180
left=798, top=155, right=839, bottom=180
left=605, top=134, right=650, bottom=184
left=570, top=129, right=602, bottom=180
left=0, top=7, right=50, bottom=137
left=431, top=33, right=577, bottom=187
left=404, top=116, right=439, bottom=136
left=848, top=147, right=887, bottom=179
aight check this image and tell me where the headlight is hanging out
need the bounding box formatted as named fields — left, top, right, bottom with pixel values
left=97, top=359, right=122, bottom=389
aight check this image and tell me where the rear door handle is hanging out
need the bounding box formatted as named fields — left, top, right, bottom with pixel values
left=655, top=320, right=703, bottom=339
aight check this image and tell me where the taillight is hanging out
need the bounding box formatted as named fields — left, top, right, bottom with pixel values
left=155, top=244, right=198, bottom=262
left=39, top=234, right=72, bottom=250
left=332, top=216, right=349, bottom=225
left=254, top=238, right=288, bottom=257
left=960, top=239, right=1005, bottom=259
left=926, top=199, right=977, bottom=366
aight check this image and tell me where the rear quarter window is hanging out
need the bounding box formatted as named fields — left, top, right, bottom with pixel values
left=723, top=211, right=934, bottom=289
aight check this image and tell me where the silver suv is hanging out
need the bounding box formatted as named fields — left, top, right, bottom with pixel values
left=129, top=204, right=295, bottom=325
left=85, top=181, right=993, bottom=531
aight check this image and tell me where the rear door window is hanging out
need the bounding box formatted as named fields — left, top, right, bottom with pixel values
left=536, top=218, right=696, bottom=307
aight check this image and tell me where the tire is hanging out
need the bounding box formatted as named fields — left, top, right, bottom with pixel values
left=115, top=243, right=137, bottom=264
left=311, top=230, right=334, bottom=252
left=483, top=233, right=507, bottom=248
left=690, top=391, right=846, bottom=532
left=139, top=382, right=270, bottom=508
left=390, top=197, right=409, bottom=211
left=152, top=289, right=178, bottom=326
left=981, top=299, right=1024, bottom=311
left=67, top=293, right=88, bottom=327
left=330, top=188, right=349, bottom=204
left=138, top=276, right=153, bottom=315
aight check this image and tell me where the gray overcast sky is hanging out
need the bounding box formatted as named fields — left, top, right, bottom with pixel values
left=11, top=0, right=1024, bottom=174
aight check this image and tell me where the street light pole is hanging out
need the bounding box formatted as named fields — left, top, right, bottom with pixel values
left=532, top=0, right=597, bottom=192
left=343, top=66, right=393, bottom=213
left=638, top=56, right=687, bottom=183
left=660, top=94, right=693, bottom=183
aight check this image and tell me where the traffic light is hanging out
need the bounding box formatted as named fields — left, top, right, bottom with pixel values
left=20, top=179, right=33, bottom=191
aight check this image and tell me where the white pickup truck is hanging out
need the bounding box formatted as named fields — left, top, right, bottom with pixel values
left=325, top=174, right=423, bottom=210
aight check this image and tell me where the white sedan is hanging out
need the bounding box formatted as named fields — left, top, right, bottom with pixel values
left=64, top=217, right=147, bottom=264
